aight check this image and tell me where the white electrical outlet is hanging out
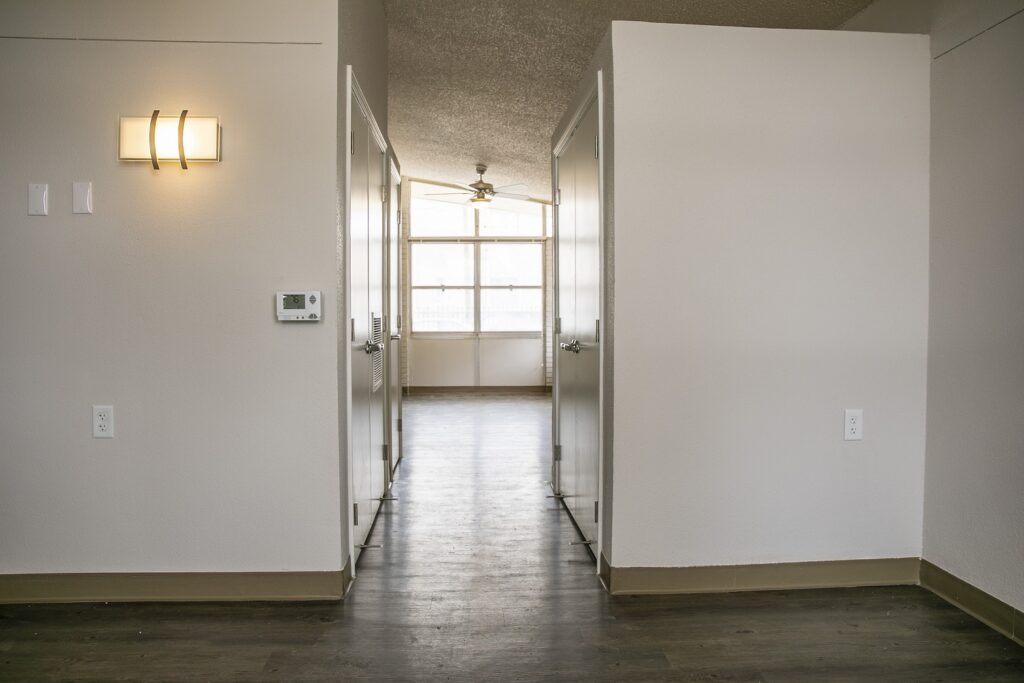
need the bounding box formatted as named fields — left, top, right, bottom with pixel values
left=93, top=405, right=114, bottom=438
left=844, top=408, right=863, bottom=441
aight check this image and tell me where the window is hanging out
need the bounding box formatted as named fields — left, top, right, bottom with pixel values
left=410, top=243, right=474, bottom=332
left=409, top=183, right=547, bottom=335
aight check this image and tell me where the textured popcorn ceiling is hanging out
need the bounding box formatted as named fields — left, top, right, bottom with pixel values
left=385, top=0, right=873, bottom=199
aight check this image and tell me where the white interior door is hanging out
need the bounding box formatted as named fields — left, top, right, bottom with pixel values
left=386, top=162, right=402, bottom=478
left=573, top=102, right=601, bottom=547
left=350, top=108, right=374, bottom=559
left=555, top=98, right=601, bottom=550
left=367, top=139, right=387, bottom=516
left=556, top=113, right=578, bottom=525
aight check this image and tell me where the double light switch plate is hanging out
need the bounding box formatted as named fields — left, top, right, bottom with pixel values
left=28, top=182, right=93, bottom=215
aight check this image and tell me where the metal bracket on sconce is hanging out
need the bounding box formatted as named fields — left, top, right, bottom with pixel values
left=177, top=109, right=189, bottom=170
left=356, top=544, right=383, bottom=550
left=148, top=109, right=191, bottom=170
left=149, top=109, right=160, bottom=170
left=571, top=540, right=595, bottom=546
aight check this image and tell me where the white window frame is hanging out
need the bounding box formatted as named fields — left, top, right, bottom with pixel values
left=408, top=187, right=549, bottom=339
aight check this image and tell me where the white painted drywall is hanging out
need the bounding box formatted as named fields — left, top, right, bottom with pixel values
left=407, top=337, right=544, bottom=387
left=842, top=0, right=1024, bottom=56
left=845, top=0, right=1024, bottom=616
left=408, top=338, right=478, bottom=386
left=479, top=338, right=544, bottom=386
left=608, top=22, right=931, bottom=567
left=340, top=0, right=388, bottom=137
left=925, top=8, right=1024, bottom=613
left=0, top=1, right=346, bottom=574
left=924, top=8, right=1024, bottom=614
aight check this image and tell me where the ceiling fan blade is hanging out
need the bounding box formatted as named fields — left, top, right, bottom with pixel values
left=493, top=192, right=531, bottom=200
left=425, top=191, right=471, bottom=196
left=494, top=183, right=528, bottom=192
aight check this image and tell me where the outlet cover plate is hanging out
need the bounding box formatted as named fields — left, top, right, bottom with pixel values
left=93, top=405, right=114, bottom=438
left=844, top=408, right=863, bottom=441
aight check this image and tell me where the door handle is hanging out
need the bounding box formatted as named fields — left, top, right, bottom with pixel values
left=364, top=340, right=385, bottom=354
left=559, top=339, right=581, bottom=354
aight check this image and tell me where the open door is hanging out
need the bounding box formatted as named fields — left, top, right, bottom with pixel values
left=554, top=96, right=601, bottom=554
left=367, top=127, right=387, bottom=520
left=385, top=158, right=403, bottom=481
left=348, top=71, right=389, bottom=563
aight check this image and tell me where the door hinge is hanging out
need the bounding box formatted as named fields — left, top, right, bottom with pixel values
left=353, top=502, right=359, bottom=527
left=594, top=134, right=599, bottom=159
left=553, top=444, right=562, bottom=462
left=382, top=444, right=389, bottom=461
left=594, top=500, right=599, bottom=524
left=555, top=317, right=561, bottom=335
left=554, top=189, right=561, bottom=206
left=397, top=418, right=403, bottom=432
left=381, top=185, right=386, bottom=203
left=351, top=318, right=356, bottom=342
left=397, top=314, right=402, bottom=332
left=595, top=319, right=600, bottom=342
left=350, top=130, right=356, bottom=155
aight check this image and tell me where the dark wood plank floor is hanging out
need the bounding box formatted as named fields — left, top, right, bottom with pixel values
left=2, top=391, right=1023, bottom=682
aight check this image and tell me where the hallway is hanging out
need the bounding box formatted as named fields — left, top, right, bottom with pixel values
left=2, top=392, right=1023, bottom=681
left=356, top=390, right=597, bottom=603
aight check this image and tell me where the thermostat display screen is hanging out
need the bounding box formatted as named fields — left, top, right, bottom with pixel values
left=277, top=290, right=320, bottom=322
left=283, top=294, right=306, bottom=309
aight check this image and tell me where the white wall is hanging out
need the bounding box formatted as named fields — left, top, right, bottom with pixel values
left=609, top=22, right=931, bottom=568
left=407, top=337, right=545, bottom=387
left=0, top=1, right=345, bottom=574
left=846, top=1, right=1024, bottom=612
left=925, top=7, right=1024, bottom=614
left=842, top=0, right=1024, bottom=56
left=340, top=0, right=388, bottom=136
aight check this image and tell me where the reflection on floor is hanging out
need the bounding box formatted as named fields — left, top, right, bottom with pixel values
left=2, top=390, right=1022, bottom=681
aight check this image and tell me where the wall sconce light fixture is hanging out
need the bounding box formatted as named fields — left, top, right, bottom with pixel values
left=119, top=110, right=220, bottom=170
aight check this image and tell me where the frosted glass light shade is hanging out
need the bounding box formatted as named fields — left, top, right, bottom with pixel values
left=118, top=114, right=220, bottom=163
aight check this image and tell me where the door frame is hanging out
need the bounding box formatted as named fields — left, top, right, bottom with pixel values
left=344, top=66, right=390, bottom=576
left=551, top=71, right=606, bottom=569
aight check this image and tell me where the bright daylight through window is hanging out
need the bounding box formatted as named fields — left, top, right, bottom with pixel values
left=409, top=181, right=547, bottom=334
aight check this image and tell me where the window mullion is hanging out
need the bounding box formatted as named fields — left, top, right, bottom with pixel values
left=474, top=241, right=481, bottom=334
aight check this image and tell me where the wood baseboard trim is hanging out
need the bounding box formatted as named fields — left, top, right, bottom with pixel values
left=341, top=555, right=354, bottom=598
left=920, top=559, right=1023, bottom=646
left=0, top=564, right=352, bottom=604
left=598, top=551, right=612, bottom=592
left=607, top=557, right=921, bottom=596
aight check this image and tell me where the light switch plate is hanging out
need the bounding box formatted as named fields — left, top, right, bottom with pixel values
left=73, top=182, right=93, bottom=214
left=29, top=183, right=48, bottom=216
left=844, top=408, right=863, bottom=441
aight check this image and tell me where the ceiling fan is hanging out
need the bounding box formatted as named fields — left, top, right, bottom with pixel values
left=426, top=164, right=530, bottom=204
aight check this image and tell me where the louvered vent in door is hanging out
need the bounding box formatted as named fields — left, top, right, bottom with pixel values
left=371, top=315, right=384, bottom=391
